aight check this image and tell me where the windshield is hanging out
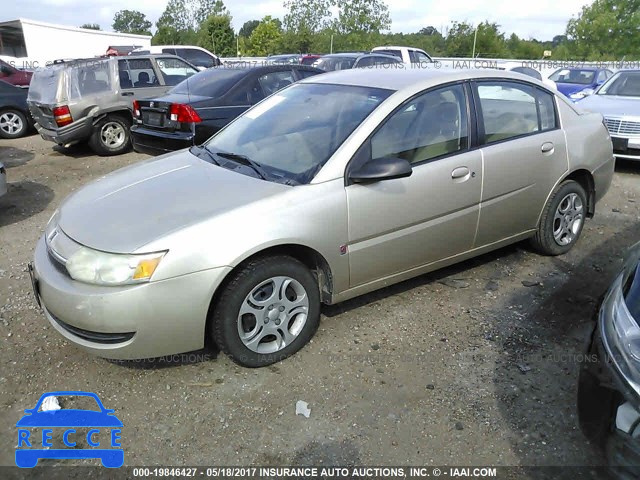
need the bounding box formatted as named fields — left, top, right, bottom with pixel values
left=313, top=56, right=357, bottom=71
left=170, top=68, right=245, bottom=97
left=597, top=71, right=640, bottom=97
left=204, top=83, right=393, bottom=184
left=549, top=68, right=596, bottom=85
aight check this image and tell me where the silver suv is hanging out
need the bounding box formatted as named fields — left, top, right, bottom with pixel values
left=27, top=55, right=199, bottom=156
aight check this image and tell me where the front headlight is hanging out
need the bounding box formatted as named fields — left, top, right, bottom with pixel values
left=569, top=88, right=594, bottom=101
left=602, top=242, right=640, bottom=394
left=66, top=247, right=167, bottom=286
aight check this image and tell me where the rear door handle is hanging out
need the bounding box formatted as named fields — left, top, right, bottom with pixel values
left=541, top=142, right=555, bottom=153
left=451, top=166, right=470, bottom=180
left=121, top=92, right=134, bottom=96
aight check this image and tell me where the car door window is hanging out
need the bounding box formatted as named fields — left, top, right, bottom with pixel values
left=415, top=51, right=431, bottom=63
left=176, top=48, right=215, bottom=69
left=296, top=69, right=320, bottom=79
left=372, top=84, right=469, bottom=165
left=155, top=57, right=198, bottom=86
left=477, top=82, right=542, bottom=143
left=228, top=78, right=263, bottom=105
left=120, top=59, right=158, bottom=88
left=258, top=70, right=296, bottom=96
left=161, top=48, right=177, bottom=55
left=596, top=71, right=608, bottom=84
left=355, top=56, right=373, bottom=68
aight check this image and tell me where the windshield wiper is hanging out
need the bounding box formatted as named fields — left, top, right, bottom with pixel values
left=189, top=145, right=220, bottom=166
left=214, top=151, right=270, bottom=181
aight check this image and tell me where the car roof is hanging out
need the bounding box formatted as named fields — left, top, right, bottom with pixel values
left=373, top=46, right=425, bottom=51
left=301, top=67, right=549, bottom=92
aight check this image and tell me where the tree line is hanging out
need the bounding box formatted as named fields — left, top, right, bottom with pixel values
left=94, top=0, right=639, bottom=60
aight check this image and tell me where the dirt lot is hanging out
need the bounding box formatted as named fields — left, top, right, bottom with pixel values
left=0, top=134, right=639, bottom=477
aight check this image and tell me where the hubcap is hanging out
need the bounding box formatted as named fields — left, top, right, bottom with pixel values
left=100, top=122, right=125, bottom=149
left=552, top=193, right=584, bottom=246
left=237, top=276, right=309, bottom=354
left=0, top=112, right=24, bottom=135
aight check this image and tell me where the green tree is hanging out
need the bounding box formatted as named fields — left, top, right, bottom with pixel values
left=80, top=23, right=101, bottom=30
left=331, top=0, right=391, bottom=35
left=193, top=0, right=229, bottom=26
left=198, top=14, right=235, bottom=56
left=239, top=20, right=260, bottom=38
left=247, top=16, right=283, bottom=56
left=566, top=0, right=640, bottom=59
left=112, top=10, right=152, bottom=35
left=446, top=21, right=506, bottom=57
left=155, top=0, right=230, bottom=44
left=283, top=0, right=332, bottom=52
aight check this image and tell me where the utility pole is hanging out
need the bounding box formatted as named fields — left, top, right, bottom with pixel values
left=472, top=25, right=478, bottom=58
left=330, top=34, right=334, bottom=54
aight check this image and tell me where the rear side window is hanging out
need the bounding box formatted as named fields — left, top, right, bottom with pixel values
left=414, top=51, right=432, bottom=63
left=375, top=49, right=402, bottom=59
left=477, top=81, right=557, bottom=144
left=69, top=60, right=112, bottom=97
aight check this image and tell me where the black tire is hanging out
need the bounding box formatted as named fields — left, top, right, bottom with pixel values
left=0, top=109, right=28, bottom=139
left=530, top=180, right=587, bottom=256
left=211, top=255, right=321, bottom=368
left=88, top=114, right=131, bottom=156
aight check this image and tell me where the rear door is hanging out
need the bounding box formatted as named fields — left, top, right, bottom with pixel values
left=118, top=59, right=167, bottom=104
left=473, top=80, right=567, bottom=247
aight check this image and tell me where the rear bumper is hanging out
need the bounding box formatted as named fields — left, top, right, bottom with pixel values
left=35, top=117, right=92, bottom=146
left=131, top=125, right=194, bottom=156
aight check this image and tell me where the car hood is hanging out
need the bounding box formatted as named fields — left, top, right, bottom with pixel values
left=16, top=410, right=123, bottom=427
left=57, top=151, right=288, bottom=253
left=556, top=82, right=592, bottom=95
left=577, top=94, right=640, bottom=116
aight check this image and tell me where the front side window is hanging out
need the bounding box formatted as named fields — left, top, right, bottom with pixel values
left=155, top=57, right=198, bottom=86
left=372, top=84, right=469, bottom=164
left=598, top=71, right=640, bottom=97
left=477, top=82, right=541, bottom=143
left=258, top=70, right=295, bottom=96
left=176, top=48, right=214, bottom=68
left=204, top=83, right=392, bottom=184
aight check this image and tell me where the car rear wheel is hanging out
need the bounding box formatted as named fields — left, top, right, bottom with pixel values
left=211, top=256, right=321, bottom=367
left=0, top=109, right=28, bottom=139
left=530, top=180, right=587, bottom=255
left=89, top=115, right=131, bottom=156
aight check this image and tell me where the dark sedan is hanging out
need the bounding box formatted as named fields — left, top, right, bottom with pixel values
left=131, top=65, right=324, bottom=155
left=0, top=80, right=33, bottom=139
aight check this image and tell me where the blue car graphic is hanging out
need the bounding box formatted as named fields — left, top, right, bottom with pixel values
left=15, top=391, right=123, bottom=468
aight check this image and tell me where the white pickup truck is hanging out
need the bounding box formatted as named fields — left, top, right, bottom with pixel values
left=371, top=46, right=433, bottom=65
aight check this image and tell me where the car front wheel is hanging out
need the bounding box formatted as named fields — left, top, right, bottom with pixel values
left=211, top=256, right=321, bottom=367
left=530, top=180, right=587, bottom=255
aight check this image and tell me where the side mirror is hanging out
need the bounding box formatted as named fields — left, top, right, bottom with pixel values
left=350, top=156, right=412, bottom=184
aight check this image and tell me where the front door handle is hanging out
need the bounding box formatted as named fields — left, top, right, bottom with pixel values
left=451, top=166, right=470, bottom=179
left=121, top=92, right=134, bottom=96
left=541, top=142, right=555, bottom=153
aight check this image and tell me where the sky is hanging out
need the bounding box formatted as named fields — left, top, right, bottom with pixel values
left=2, top=0, right=593, bottom=41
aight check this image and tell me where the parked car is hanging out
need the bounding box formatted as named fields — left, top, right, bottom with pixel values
left=131, top=64, right=324, bottom=155
left=549, top=67, right=614, bottom=100
left=0, top=58, right=32, bottom=88
left=313, top=53, right=402, bottom=71
left=577, top=70, right=640, bottom=162
left=578, top=241, right=640, bottom=477
left=0, top=80, right=33, bottom=139
left=27, top=55, right=199, bottom=156
left=0, top=162, right=6, bottom=199
left=300, top=54, right=323, bottom=65
left=265, top=54, right=302, bottom=65
left=131, top=45, right=221, bottom=70
left=30, top=69, right=614, bottom=367
left=371, top=46, right=433, bottom=64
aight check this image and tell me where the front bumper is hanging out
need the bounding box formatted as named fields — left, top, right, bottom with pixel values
left=578, top=281, right=640, bottom=475
left=32, top=236, right=231, bottom=360
left=131, top=125, right=194, bottom=156
left=611, top=135, right=640, bottom=161
left=35, top=117, right=92, bottom=146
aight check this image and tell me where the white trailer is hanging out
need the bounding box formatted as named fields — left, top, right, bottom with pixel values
left=0, top=18, right=151, bottom=69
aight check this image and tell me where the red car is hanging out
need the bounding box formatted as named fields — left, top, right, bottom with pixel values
left=0, top=59, right=32, bottom=88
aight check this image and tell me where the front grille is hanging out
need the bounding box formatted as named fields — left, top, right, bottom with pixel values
left=49, top=310, right=135, bottom=344
left=604, top=117, right=640, bottom=136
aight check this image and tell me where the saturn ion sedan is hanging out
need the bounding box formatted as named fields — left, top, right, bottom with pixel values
left=31, top=69, right=615, bottom=367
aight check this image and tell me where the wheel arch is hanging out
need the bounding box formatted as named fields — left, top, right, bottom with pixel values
left=562, top=169, right=596, bottom=218
left=204, top=244, right=334, bottom=343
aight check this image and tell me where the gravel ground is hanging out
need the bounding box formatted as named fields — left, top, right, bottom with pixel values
left=0, top=134, right=639, bottom=478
